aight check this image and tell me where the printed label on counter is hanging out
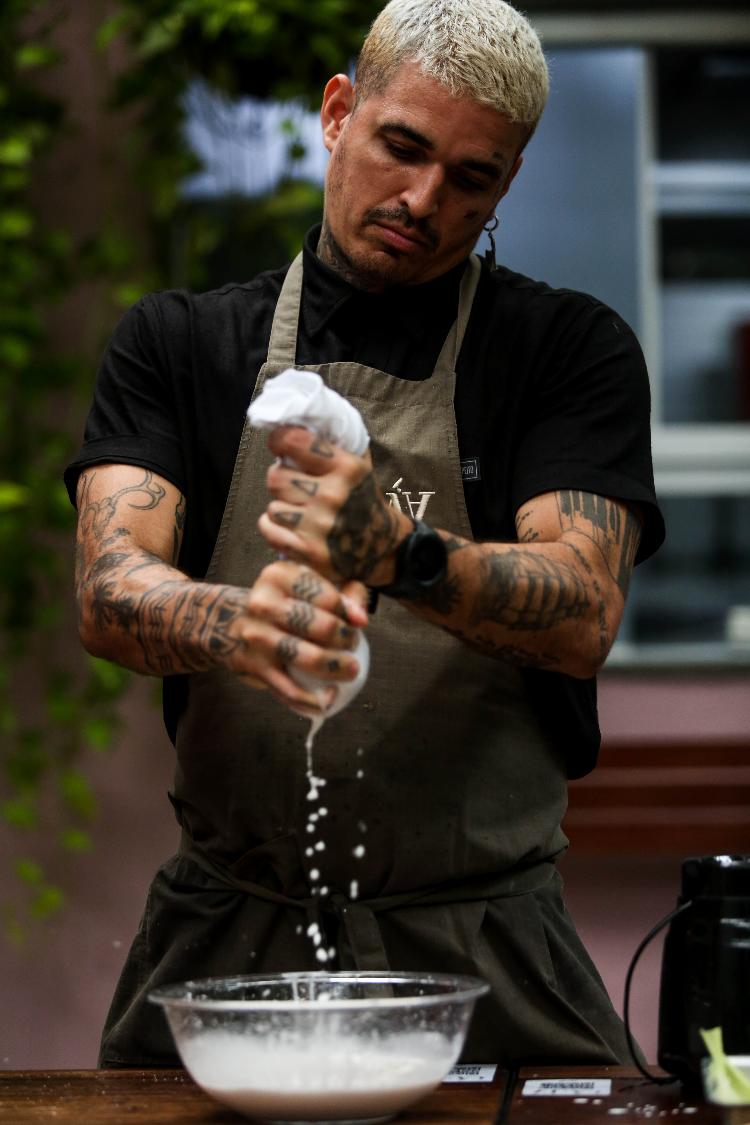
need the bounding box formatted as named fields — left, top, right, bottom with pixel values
left=443, top=1064, right=498, bottom=1083
left=523, top=1078, right=612, bottom=1097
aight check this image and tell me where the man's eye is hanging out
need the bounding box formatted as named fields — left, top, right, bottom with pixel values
left=385, top=140, right=419, bottom=160
left=454, top=173, right=486, bottom=193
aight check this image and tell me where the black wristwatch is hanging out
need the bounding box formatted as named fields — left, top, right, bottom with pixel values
left=371, top=520, right=448, bottom=601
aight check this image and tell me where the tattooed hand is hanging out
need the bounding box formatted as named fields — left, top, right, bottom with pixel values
left=259, top=426, right=411, bottom=586
left=75, top=464, right=369, bottom=715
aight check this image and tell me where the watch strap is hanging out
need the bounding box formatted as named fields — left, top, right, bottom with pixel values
left=371, top=519, right=447, bottom=600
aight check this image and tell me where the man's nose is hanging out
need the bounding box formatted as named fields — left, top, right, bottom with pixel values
left=400, top=164, right=444, bottom=219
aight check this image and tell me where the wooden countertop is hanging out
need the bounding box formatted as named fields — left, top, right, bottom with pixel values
left=0, top=1065, right=747, bottom=1124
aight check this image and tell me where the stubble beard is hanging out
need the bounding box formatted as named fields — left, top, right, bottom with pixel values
left=316, top=219, right=377, bottom=292
left=318, top=216, right=407, bottom=293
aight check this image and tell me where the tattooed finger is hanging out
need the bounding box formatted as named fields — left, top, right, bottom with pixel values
left=277, top=636, right=300, bottom=666
left=291, top=570, right=324, bottom=603
left=338, top=623, right=356, bottom=646
left=291, top=477, right=319, bottom=497
left=273, top=509, right=303, bottom=529
left=310, top=436, right=335, bottom=458
left=287, top=601, right=315, bottom=636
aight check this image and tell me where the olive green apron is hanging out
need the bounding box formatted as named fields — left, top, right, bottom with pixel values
left=100, top=253, right=632, bottom=1068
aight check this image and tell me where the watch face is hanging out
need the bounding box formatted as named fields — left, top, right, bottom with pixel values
left=411, top=527, right=447, bottom=584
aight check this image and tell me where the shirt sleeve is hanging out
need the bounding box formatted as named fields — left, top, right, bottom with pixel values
left=63, top=293, right=187, bottom=506
left=511, top=298, right=665, bottom=563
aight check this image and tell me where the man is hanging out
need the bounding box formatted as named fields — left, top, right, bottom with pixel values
left=67, top=0, right=664, bottom=1068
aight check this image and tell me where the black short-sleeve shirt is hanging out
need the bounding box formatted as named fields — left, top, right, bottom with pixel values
left=65, top=227, right=664, bottom=777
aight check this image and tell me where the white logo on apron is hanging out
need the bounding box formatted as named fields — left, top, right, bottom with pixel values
left=385, top=478, right=435, bottom=521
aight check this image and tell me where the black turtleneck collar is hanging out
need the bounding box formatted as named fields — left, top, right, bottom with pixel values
left=300, top=225, right=467, bottom=342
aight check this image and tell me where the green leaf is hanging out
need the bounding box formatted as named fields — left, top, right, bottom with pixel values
left=0, top=210, right=33, bottom=238
left=96, top=11, right=132, bottom=50
left=3, top=911, right=25, bottom=947
left=14, top=858, right=44, bottom=885
left=61, top=827, right=92, bottom=853
left=139, top=15, right=184, bottom=57
left=46, top=688, right=77, bottom=726
left=113, top=281, right=149, bottom=308
left=30, top=885, right=64, bottom=919
left=0, top=167, right=28, bottom=190
left=1, top=800, right=37, bottom=830
left=0, top=482, right=30, bottom=512
left=0, top=335, right=31, bottom=367
left=0, top=137, right=32, bottom=165
left=87, top=655, right=131, bottom=698
left=82, top=716, right=116, bottom=751
left=58, top=770, right=96, bottom=820
left=16, top=43, right=59, bottom=70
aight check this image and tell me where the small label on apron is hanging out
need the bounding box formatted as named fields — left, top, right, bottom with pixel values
left=443, top=1064, right=498, bottom=1083
left=522, top=1078, right=612, bottom=1096
left=460, top=457, right=481, bottom=482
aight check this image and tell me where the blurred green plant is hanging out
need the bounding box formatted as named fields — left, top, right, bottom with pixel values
left=101, top=0, right=380, bottom=287
left=100, top=0, right=377, bottom=106
left=0, top=1, right=140, bottom=941
left=2, top=0, right=381, bottom=942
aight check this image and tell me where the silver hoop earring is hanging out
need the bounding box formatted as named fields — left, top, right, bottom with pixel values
left=483, top=214, right=499, bottom=271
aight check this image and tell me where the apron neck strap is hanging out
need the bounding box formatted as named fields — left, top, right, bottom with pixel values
left=266, top=252, right=304, bottom=367
left=432, top=253, right=482, bottom=384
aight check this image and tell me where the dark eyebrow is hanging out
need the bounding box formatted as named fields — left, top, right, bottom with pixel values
left=378, top=122, right=506, bottom=181
left=380, top=122, right=436, bottom=149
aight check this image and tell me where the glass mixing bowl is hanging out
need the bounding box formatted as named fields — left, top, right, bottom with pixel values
left=149, top=970, right=489, bottom=1124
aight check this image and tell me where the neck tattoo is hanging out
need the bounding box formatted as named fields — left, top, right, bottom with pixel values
left=317, top=222, right=384, bottom=293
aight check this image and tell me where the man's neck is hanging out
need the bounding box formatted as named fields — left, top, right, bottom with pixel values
left=316, top=220, right=389, bottom=293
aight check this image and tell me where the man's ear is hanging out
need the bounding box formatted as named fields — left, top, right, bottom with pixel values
left=321, top=74, right=356, bottom=154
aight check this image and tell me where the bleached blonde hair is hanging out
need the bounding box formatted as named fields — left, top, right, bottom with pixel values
left=355, top=0, right=549, bottom=135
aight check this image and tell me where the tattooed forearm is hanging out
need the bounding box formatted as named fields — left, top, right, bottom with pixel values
left=133, top=581, right=246, bottom=674
left=75, top=469, right=313, bottom=681
left=443, top=624, right=561, bottom=669
left=81, top=541, right=246, bottom=674
left=556, top=490, right=641, bottom=596
left=470, top=548, right=589, bottom=631
left=444, top=536, right=470, bottom=555
left=563, top=537, right=609, bottom=665
left=406, top=573, right=463, bottom=615
left=400, top=523, right=624, bottom=677
left=328, top=472, right=400, bottom=581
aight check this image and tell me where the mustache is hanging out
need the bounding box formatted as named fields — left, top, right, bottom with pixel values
left=363, top=206, right=440, bottom=251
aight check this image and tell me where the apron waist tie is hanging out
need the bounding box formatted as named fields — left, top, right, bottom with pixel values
left=178, top=831, right=557, bottom=972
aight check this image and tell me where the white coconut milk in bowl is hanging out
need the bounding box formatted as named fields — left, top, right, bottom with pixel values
left=149, top=970, right=489, bottom=1123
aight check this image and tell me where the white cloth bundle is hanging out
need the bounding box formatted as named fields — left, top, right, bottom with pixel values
left=247, top=368, right=369, bottom=457
left=247, top=369, right=370, bottom=724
